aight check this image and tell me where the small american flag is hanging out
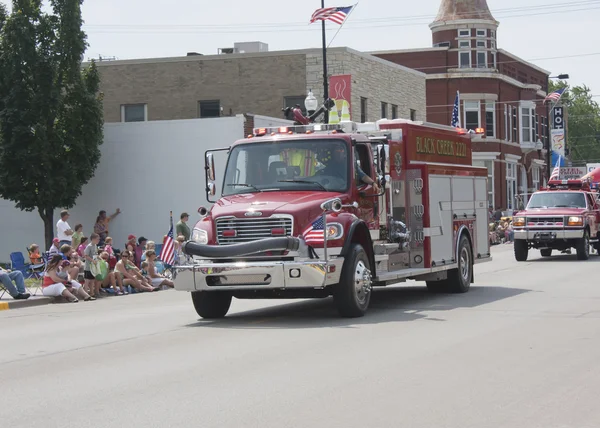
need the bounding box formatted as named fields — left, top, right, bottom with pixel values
left=544, top=87, right=566, bottom=104
left=550, top=155, right=561, bottom=180
left=310, top=6, right=354, bottom=25
left=303, top=217, right=326, bottom=244
left=451, top=90, right=461, bottom=128
left=160, top=219, right=175, bottom=266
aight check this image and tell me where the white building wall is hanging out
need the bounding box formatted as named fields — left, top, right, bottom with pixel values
left=0, top=116, right=245, bottom=262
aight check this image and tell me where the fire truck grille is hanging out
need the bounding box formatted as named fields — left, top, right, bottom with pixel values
left=526, top=216, right=565, bottom=225
left=215, top=216, right=294, bottom=244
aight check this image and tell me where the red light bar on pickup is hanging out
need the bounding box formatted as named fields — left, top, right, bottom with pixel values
left=547, top=179, right=591, bottom=191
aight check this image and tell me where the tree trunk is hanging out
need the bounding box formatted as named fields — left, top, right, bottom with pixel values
left=38, top=207, right=54, bottom=251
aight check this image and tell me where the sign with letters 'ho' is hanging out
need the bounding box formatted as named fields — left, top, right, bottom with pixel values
left=551, top=106, right=565, bottom=157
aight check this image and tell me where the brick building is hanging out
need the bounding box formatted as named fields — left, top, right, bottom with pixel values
left=373, top=0, right=550, bottom=211
left=92, top=45, right=426, bottom=126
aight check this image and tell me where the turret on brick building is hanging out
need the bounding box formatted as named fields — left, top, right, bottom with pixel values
left=372, top=0, right=551, bottom=211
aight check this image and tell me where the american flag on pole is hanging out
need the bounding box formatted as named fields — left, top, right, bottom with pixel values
left=544, top=87, right=566, bottom=104
left=160, top=213, right=175, bottom=265
left=310, top=6, right=354, bottom=25
left=303, top=217, right=326, bottom=244
left=550, top=155, right=561, bottom=180
left=451, top=90, right=461, bottom=128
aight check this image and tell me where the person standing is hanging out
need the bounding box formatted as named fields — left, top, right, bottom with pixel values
left=56, top=210, right=74, bottom=247
left=94, top=208, right=121, bottom=246
left=175, top=212, right=191, bottom=241
left=83, top=233, right=101, bottom=297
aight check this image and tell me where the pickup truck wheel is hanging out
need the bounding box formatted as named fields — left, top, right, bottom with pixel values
left=540, top=249, right=552, bottom=257
left=333, top=243, right=372, bottom=318
left=444, top=235, right=472, bottom=293
left=191, top=291, right=232, bottom=319
left=514, top=240, right=528, bottom=261
left=576, top=230, right=590, bottom=260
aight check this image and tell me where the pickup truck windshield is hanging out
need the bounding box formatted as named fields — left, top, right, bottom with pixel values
left=527, top=192, right=587, bottom=209
left=222, top=139, right=350, bottom=196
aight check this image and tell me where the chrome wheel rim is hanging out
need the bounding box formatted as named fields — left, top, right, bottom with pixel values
left=354, top=260, right=372, bottom=305
left=460, top=246, right=470, bottom=283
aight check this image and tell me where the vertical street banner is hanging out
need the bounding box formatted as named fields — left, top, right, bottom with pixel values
left=328, top=74, right=352, bottom=124
left=551, top=105, right=565, bottom=166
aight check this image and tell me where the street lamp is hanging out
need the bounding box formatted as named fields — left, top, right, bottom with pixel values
left=546, top=73, right=569, bottom=181
left=305, top=89, right=318, bottom=116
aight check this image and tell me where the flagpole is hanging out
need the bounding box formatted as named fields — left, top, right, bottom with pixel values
left=327, top=2, right=358, bottom=48
left=321, top=0, right=329, bottom=123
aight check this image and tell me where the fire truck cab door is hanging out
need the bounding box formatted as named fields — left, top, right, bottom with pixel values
left=354, top=143, right=378, bottom=230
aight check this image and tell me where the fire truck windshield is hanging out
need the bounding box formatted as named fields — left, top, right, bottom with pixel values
left=222, top=139, right=350, bottom=195
left=527, top=191, right=587, bottom=209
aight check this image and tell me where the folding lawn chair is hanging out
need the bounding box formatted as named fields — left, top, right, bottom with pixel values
left=10, top=252, right=38, bottom=295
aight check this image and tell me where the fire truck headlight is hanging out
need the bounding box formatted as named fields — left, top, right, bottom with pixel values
left=192, top=228, right=208, bottom=244
left=513, top=217, right=525, bottom=227
left=326, top=223, right=344, bottom=240
left=567, top=216, right=583, bottom=226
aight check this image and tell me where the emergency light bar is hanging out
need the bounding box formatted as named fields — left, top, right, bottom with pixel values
left=547, top=179, right=592, bottom=191
left=251, top=122, right=358, bottom=137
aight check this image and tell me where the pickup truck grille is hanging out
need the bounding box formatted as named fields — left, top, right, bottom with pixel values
left=215, top=215, right=293, bottom=245
left=526, top=216, right=565, bottom=225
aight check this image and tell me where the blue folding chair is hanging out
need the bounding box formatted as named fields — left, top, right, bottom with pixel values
left=8, top=252, right=37, bottom=295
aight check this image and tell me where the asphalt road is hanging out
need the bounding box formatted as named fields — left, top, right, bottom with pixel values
left=2, top=244, right=600, bottom=428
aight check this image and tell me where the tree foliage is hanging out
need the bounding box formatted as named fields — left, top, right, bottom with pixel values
left=549, top=80, right=600, bottom=164
left=0, top=0, right=104, bottom=249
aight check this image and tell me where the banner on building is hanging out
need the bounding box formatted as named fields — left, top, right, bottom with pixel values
left=559, top=167, right=586, bottom=180
left=552, top=106, right=564, bottom=130
left=328, top=74, right=352, bottom=124
left=551, top=128, right=565, bottom=157
left=586, top=163, right=600, bottom=174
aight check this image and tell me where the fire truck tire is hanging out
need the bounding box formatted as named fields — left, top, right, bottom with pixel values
left=333, top=243, right=372, bottom=318
left=514, top=240, right=529, bottom=261
left=445, top=234, right=472, bottom=293
left=540, top=249, right=552, bottom=257
left=576, top=230, right=590, bottom=260
left=191, top=291, right=232, bottom=319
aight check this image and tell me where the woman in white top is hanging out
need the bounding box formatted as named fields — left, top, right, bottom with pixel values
left=145, top=250, right=174, bottom=288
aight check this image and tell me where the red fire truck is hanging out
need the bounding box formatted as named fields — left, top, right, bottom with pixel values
left=175, top=118, right=492, bottom=318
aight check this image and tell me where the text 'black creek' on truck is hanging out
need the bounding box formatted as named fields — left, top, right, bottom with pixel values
left=173, top=115, right=492, bottom=319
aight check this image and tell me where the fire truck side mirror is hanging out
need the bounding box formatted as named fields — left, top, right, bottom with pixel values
left=206, top=153, right=216, bottom=181
left=207, top=182, right=216, bottom=197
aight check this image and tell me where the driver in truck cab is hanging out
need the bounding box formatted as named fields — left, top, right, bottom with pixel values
left=319, top=146, right=381, bottom=193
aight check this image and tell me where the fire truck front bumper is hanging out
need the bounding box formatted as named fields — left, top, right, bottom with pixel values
left=173, top=258, right=345, bottom=291
left=514, top=229, right=584, bottom=241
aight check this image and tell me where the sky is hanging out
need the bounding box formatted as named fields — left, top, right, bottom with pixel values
left=7, top=0, right=600, bottom=97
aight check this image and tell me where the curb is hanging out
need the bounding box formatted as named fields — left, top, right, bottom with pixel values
left=0, top=296, right=54, bottom=311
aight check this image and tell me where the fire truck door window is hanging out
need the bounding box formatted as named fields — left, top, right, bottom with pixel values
left=354, top=144, right=372, bottom=186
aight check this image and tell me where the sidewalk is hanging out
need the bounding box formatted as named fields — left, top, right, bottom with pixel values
left=0, top=293, right=54, bottom=311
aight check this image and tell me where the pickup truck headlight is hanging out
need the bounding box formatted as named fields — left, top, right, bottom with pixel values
left=567, top=216, right=583, bottom=226
left=192, top=228, right=208, bottom=244
left=513, top=217, right=525, bottom=227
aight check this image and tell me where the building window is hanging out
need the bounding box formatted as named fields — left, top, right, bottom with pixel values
left=504, top=104, right=509, bottom=141
left=476, top=29, right=486, bottom=37
left=458, top=29, right=470, bottom=37
left=491, top=40, right=496, bottom=49
left=477, top=51, right=487, bottom=68
left=476, top=40, right=486, bottom=48
left=532, top=166, right=540, bottom=190
left=520, top=105, right=536, bottom=143
left=491, top=30, right=496, bottom=38
left=464, top=101, right=480, bottom=131
left=541, top=116, right=548, bottom=147
left=459, top=51, right=471, bottom=68
left=491, top=52, right=497, bottom=68
left=360, top=97, right=367, bottom=123
left=474, top=159, right=495, bottom=208
left=485, top=102, right=495, bottom=137
left=512, top=107, right=518, bottom=142
left=121, top=104, right=147, bottom=122
left=434, top=41, right=451, bottom=47
left=534, top=114, right=539, bottom=142
left=381, top=102, right=388, bottom=119
left=506, top=162, right=518, bottom=210
left=410, top=109, right=417, bottom=121
left=199, top=100, right=221, bottom=118
left=283, top=96, right=307, bottom=114
left=459, top=40, right=470, bottom=48
left=391, top=104, right=398, bottom=119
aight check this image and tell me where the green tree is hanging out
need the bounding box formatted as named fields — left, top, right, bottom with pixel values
left=0, top=0, right=104, bottom=249
left=549, top=80, right=600, bottom=164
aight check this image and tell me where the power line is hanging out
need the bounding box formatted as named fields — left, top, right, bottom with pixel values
left=82, top=2, right=600, bottom=34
